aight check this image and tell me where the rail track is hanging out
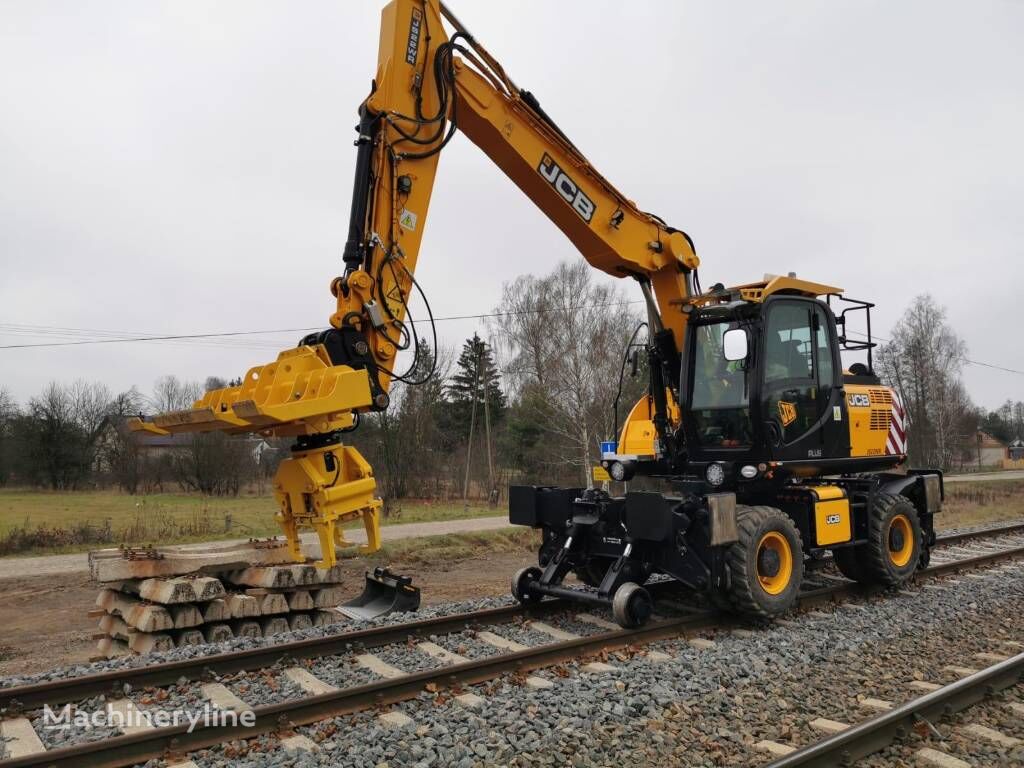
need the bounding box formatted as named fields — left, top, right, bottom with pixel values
left=762, top=649, right=1024, bottom=767
left=1, top=521, right=1023, bottom=768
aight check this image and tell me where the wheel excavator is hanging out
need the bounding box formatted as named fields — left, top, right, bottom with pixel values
left=131, top=0, right=943, bottom=627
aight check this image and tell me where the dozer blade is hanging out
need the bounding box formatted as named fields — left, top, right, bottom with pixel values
left=127, top=344, right=374, bottom=438
left=338, top=567, right=421, bottom=621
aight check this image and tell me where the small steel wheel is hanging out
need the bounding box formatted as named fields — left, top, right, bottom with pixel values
left=612, top=582, right=653, bottom=628
left=512, top=566, right=542, bottom=604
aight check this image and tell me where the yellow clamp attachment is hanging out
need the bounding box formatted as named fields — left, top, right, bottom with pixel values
left=273, top=442, right=383, bottom=568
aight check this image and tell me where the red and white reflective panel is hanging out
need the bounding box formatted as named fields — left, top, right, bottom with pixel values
left=886, top=392, right=907, bottom=455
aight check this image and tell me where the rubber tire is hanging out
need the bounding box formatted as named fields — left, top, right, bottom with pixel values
left=726, top=505, right=804, bottom=620
left=833, top=546, right=870, bottom=584
left=612, top=582, right=653, bottom=628
left=862, top=493, right=922, bottom=586
left=512, top=566, right=542, bottom=604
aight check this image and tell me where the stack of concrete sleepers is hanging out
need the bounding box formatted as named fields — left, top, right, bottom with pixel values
left=88, top=543, right=345, bottom=657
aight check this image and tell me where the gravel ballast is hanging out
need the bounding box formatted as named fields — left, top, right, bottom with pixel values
left=179, top=559, right=1024, bottom=767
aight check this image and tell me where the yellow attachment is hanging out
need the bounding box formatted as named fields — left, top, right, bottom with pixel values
left=127, top=345, right=374, bottom=439
left=273, top=443, right=382, bottom=569
left=808, top=485, right=852, bottom=546
left=887, top=513, right=915, bottom=567
left=616, top=391, right=681, bottom=458
left=756, top=531, right=793, bottom=595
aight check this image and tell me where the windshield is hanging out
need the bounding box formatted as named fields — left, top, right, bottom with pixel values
left=690, top=321, right=753, bottom=448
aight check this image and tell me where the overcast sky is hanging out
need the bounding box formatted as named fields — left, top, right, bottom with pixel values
left=1, top=0, right=1022, bottom=411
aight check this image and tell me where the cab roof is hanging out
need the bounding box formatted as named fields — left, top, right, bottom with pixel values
left=678, top=274, right=843, bottom=310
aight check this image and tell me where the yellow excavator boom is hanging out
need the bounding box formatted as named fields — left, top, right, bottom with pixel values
left=132, top=0, right=701, bottom=567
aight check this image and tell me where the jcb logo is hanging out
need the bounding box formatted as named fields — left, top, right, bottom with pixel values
left=848, top=393, right=870, bottom=407
left=538, top=154, right=595, bottom=223
left=826, top=514, right=841, bottom=525
left=405, top=8, right=422, bottom=65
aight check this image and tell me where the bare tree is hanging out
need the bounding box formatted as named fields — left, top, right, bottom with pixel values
left=490, top=260, right=644, bottom=486
left=0, top=387, right=18, bottom=486
left=13, top=381, right=114, bottom=489
left=877, top=295, right=970, bottom=469
left=149, top=375, right=202, bottom=414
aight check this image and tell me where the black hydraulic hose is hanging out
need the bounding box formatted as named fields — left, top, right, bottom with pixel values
left=612, top=322, right=649, bottom=446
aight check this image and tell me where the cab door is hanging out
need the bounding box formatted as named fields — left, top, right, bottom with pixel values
left=760, top=298, right=839, bottom=461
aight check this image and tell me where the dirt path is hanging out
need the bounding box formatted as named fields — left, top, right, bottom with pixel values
left=0, top=548, right=535, bottom=677
left=0, top=515, right=511, bottom=580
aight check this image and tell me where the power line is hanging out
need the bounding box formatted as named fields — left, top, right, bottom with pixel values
left=0, top=300, right=646, bottom=350
left=4, top=307, right=1020, bottom=377
left=845, top=330, right=1024, bottom=377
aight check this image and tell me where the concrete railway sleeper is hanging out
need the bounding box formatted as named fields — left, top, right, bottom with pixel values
left=0, top=531, right=1022, bottom=768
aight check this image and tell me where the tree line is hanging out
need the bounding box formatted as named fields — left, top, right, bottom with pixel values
left=878, top=294, right=1022, bottom=470
left=0, top=261, right=646, bottom=501
left=0, top=266, right=1018, bottom=500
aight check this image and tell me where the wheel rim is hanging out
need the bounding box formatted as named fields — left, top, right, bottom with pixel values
left=756, top=531, right=793, bottom=595
left=887, top=514, right=914, bottom=567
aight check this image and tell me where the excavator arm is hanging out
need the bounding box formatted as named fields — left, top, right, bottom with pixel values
left=132, top=0, right=701, bottom=567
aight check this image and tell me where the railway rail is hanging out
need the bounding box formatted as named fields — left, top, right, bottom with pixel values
left=764, top=650, right=1024, bottom=767
left=1, top=521, right=1023, bottom=768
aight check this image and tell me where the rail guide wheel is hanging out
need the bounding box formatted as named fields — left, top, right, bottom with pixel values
left=726, top=505, right=804, bottom=619
left=512, top=566, right=543, bottom=604
left=612, top=582, right=653, bottom=628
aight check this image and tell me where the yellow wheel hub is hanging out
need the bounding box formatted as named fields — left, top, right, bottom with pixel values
left=888, top=513, right=915, bottom=568
left=756, top=531, right=793, bottom=595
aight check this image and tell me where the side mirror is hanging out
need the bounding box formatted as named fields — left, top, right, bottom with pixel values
left=722, top=328, right=748, bottom=361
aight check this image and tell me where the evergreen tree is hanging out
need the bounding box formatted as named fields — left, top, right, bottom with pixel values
left=446, top=334, right=506, bottom=432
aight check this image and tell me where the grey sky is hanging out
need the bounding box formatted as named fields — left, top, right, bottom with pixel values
left=1, top=0, right=1021, bottom=410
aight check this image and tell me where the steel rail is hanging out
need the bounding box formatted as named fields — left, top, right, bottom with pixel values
left=763, top=652, right=1024, bottom=768
left=2, top=543, right=1022, bottom=768
left=934, top=520, right=1024, bottom=544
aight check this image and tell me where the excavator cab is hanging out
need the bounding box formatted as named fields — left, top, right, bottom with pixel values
left=513, top=276, right=941, bottom=628
left=676, top=278, right=903, bottom=481
left=681, top=294, right=851, bottom=471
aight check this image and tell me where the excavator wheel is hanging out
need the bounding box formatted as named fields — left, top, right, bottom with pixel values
left=512, top=566, right=543, bottom=604
left=726, top=505, right=804, bottom=620
left=862, top=493, right=922, bottom=586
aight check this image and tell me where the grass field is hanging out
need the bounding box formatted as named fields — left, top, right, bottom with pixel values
left=353, top=527, right=539, bottom=566
left=0, top=489, right=504, bottom=557
left=937, top=479, right=1024, bottom=530
left=0, top=477, right=1020, bottom=558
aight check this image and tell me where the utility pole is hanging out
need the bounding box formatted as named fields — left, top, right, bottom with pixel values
left=462, top=343, right=482, bottom=501
left=482, top=340, right=495, bottom=505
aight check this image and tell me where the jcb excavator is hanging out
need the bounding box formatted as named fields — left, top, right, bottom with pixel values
left=132, top=0, right=943, bottom=627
